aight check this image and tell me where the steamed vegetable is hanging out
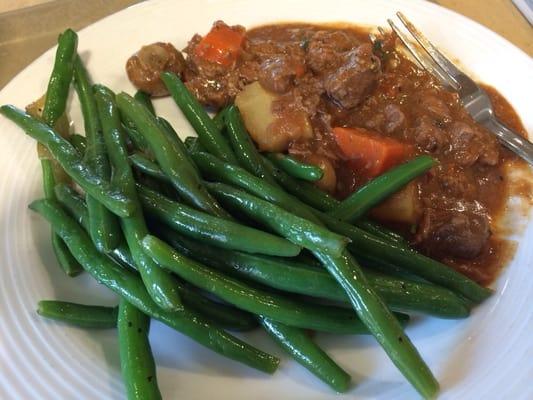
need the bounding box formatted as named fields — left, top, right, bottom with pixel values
left=30, top=198, right=280, bottom=374
left=235, top=82, right=312, bottom=152
left=329, top=156, right=435, bottom=223
left=37, top=301, right=118, bottom=328
left=333, top=127, right=412, bottom=179
left=194, top=22, right=245, bottom=67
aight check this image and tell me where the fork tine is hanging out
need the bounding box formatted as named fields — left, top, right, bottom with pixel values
left=387, top=19, right=454, bottom=86
left=396, top=12, right=463, bottom=88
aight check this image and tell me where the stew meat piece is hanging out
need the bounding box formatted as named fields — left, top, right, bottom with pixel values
left=127, top=21, right=528, bottom=285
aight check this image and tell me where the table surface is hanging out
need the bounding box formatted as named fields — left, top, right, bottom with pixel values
left=0, top=0, right=531, bottom=90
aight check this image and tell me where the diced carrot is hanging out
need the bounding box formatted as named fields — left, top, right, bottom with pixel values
left=333, top=127, right=412, bottom=178
left=194, top=22, right=245, bottom=67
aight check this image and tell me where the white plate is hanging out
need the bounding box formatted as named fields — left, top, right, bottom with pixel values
left=0, top=0, right=532, bottom=399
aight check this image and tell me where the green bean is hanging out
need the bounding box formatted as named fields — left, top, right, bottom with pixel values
left=183, top=136, right=206, bottom=153
left=261, top=155, right=339, bottom=211
left=355, top=219, right=408, bottom=246
left=315, top=250, right=438, bottom=399
left=115, top=92, right=228, bottom=218
left=74, top=56, right=121, bottom=252
left=142, top=235, right=407, bottom=334
left=224, top=105, right=276, bottom=184
left=159, top=229, right=469, bottom=318
left=94, top=84, right=182, bottom=311
left=38, top=29, right=83, bottom=275
left=29, top=199, right=279, bottom=373
left=73, top=58, right=101, bottom=155
left=266, top=153, right=323, bottom=182
left=160, top=72, right=236, bottom=163
left=354, top=251, right=422, bottom=281
left=42, top=29, right=78, bottom=126
left=0, top=105, right=134, bottom=216
left=156, top=117, right=187, bottom=153
left=41, top=158, right=57, bottom=200
left=129, top=153, right=168, bottom=181
left=190, top=151, right=321, bottom=224
left=156, top=116, right=201, bottom=176
left=42, top=159, right=83, bottom=277
left=212, top=105, right=229, bottom=132
left=118, top=299, right=162, bottom=400
left=317, top=212, right=492, bottom=303
left=207, top=182, right=349, bottom=257
left=328, top=156, right=436, bottom=222
left=51, top=234, right=84, bottom=277
left=178, top=283, right=258, bottom=332
left=122, top=122, right=151, bottom=154
left=259, top=317, right=351, bottom=392
left=37, top=300, right=117, bottom=328
left=69, top=133, right=87, bottom=155
left=134, top=90, right=155, bottom=115
left=54, top=183, right=257, bottom=331
left=55, top=183, right=135, bottom=268
left=138, top=183, right=300, bottom=256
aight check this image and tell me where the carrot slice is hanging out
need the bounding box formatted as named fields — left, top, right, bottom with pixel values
left=333, top=127, right=412, bottom=178
left=194, top=22, right=245, bottom=67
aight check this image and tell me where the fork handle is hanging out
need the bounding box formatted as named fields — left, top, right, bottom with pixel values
left=481, top=117, right=533, bottom=165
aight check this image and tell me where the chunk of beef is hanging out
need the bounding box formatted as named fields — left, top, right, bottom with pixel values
left=361, top=104, right=405, bottom=134
left=413, top=115, right=449, bottom=152
left=258, top=55, right=305, bottom=94
left=416, top=208, right=490, bottom=259
left=438, top=164, right=476, bottom=197
left=448, top=122, right=499, bottom=166
left=183, top=76, right=233, bottom=109
left=419, top=94, right=451, bottom=121
left=324, top=44, right=381, bottom=109
left=306, top=30, right=357, bottom=74
left=383, top=104, right=406, bottom=133
left=126, top=42, right=185, bottom=97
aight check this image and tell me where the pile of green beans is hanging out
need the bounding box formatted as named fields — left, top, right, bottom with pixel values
left=30, top=198, right=279, bottom=374
left=136, top=183, right=301, bottom=256
left=1, top=28, right=498, bottom=399
left=95, top=84, right=183, bottom=312
left=156, top=227, right=470, bottom=318
left=116, top=92, right=229, bottom=218
left=265, top=153, right=323, bottom=182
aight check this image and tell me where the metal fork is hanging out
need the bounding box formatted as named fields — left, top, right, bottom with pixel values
left=383, top=12, right=533, bottom=165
